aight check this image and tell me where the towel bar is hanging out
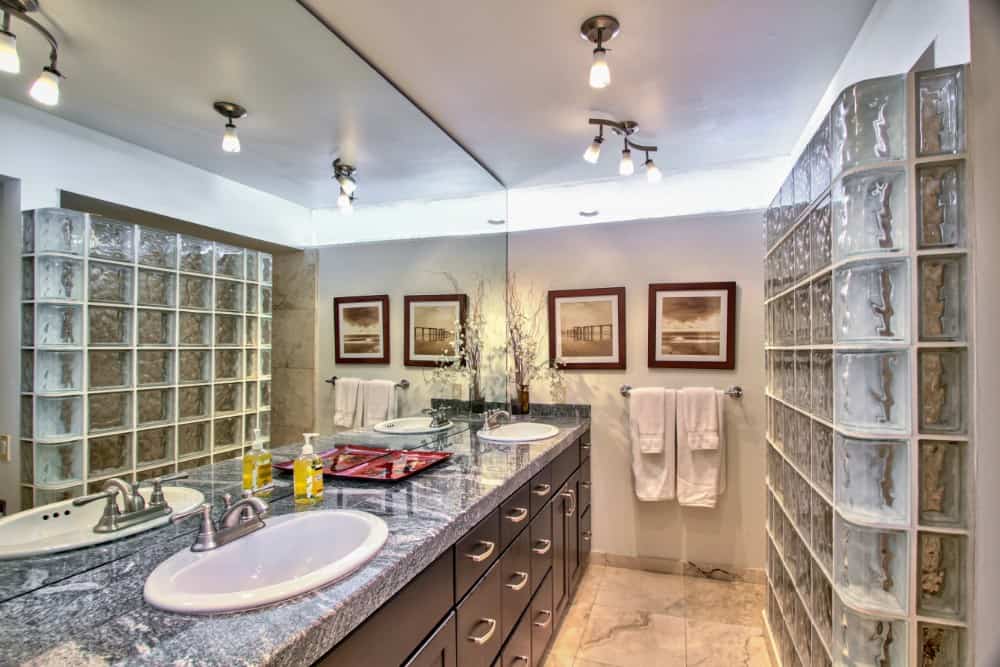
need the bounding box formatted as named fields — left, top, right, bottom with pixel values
left=326, top=376, right=411, bottom=390
left=620, top=384, right=742, bottom=399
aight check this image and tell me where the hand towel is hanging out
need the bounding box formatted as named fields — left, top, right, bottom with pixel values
left=679, top=387, right=720, bottom=450
left=632, top=389, right=676, bottom=502
left=333, top=377, right=362, bottom=428
left=630, top=387, right=667, bottom=453
left=677, top=390, right=725, bottom=507
left=361, top=379, right=397, bottom=427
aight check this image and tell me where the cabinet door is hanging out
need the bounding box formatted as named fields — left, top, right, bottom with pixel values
left=501, top=527, right=533, bottom=638
left=579, top=506, right=592, bottom=572
left=563, top=471, right=581, bottom=602
left=405, top=612, right=457, bottom=667
left=500, top=483, right=530, bottom=550
left=456, top=508, right=501, bottom=601
left=549, top=491, right=566, bottom=617
left=529, top=502, right=553, bottom=594
left=529, top=570, right=554, bottom=667
left=500, top=608, right=532, bottom=667
left=457, top=562, right=503, bottom=667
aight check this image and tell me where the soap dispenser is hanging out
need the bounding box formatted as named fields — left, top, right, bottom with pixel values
left=294, top=433, right=324, bottom=505
left=242, top=428, right=273, bottom=496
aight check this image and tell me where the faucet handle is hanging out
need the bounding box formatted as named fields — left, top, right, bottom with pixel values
left=143, top=471, right=190, bottom=507
left=171, top=503, right=218, bottom=552
left=73, top=489, right=117, bottom=507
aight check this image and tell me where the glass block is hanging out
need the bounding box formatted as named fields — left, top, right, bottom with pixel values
left=137, top=269, right=175, bottom=307
left=834, top=514, right=908, bottom=614
left=261, top=253, right=272, bottom=284
left=260, top=349, right=271, bottom=376
left=137, top=427, right=174, bottom=466
left=835, top=435, right=909, bottom=526
left=20, top=396, right=32, bottom=438
left=779, top=175, right=795, bottom=238
left=35, top=396, right=82, bottom=439
left=811, top=275, right=833, bottom=344
left=261, top=318, right=271, bottom=345
left=793, top=155, right=810, bottom=220
left=88, top=350, right=131, bottom=390
left=215, top=448, right=243, bottom=463
left=178, top=385, right=210, bottom=420
left=246, top=317, right=258, bottom=346
left=832, top=169, right=908, bottom=260
left=179, top=312, right=211, bottom=346
left=179, top=275, right=211, bottom=310
left=215, top=349, right=241, bottom=380
left=215, top=244, right=244, bottom=278
left=245, top=381, right=258, bottom=410
left=775, top=293, right=795, bottom=346
left=246, top=350, right=257, bottom=380
left=215, top=383, right=242, bottom=414
left=35, top=485, right=82, bottom=506
left=793, top=286, right=810, bottom=345
left=137, top=309, right=174, bottom=346
left=35, top=350, right=82, bottom=393
left=811, top=351, right=833, bottom=422
left=34, top=441, right=83, bottom=486
left=137, top=350, right=173, bottom=386
left=20, top=441, right=33, bottom=484
left=215, top=314, right=242, bottom=346
left=37, top=304, right=81, bottom=347
left=22, top=304, right=34, bottom=346
left=37, top=256, right=84, bottom=301
left=261, top=286, right=272, bottom=315
left=259, top=409, right=270, bottom=439
left=21, top=211, right=34, bottom=253
left=246, top=284, right=259, bottom=314
left=180, top=235, right=213, bottom=274
left=136, top=463, right=176, bottom=482
left=88, top=306, right=132, bottom=346
left=215, top=279, right=243, bottom=312
left=138, top=227, right=177, bottom=269
left=919, top=349, right=967, bottom=434
left=22, top=257, right=34, bottom=300
left=794, top=351, right=810, bottom=410
left=917, top=162, right=964, bottom=248
left=919, top=255, right=965, bottom=342
left=177, top=421, right=210, bottom=458
left=260, top=380, right=271, bottom=409
left=919, top=440, right=966, bottom=528
left=246, top=250, right=259, bottom=282
left=811, top=421, right=834, bottom=497
left=810, top=562, right=832, bottom=645
left=214, top=416, right=242, bottom=449
left=88, top=216, right=133, bottom=261
left=31, top=208, right=85, bottom=255
left=244, top=413, right=257, bottom=443
left=832, top=596, right=906, bottom=667
left=88, top=262, right=133, bottom=304
left=178, top=455, right=210, bottom=471
left=179, top=350, right=210, bottom=384
left=809, top=116, right=831, bottom=200
left=812, top=493, right=833, bottom=573
left=835, top=350, right=910, bottom=434
left=88, top=433, right=132, bottom=477
left=917, top=66, right=965, bottom=156
left=834, top=258, right=909, bottom=343
left=88, top=392, right=131, bottom=433
left=919, top=623, right=965, bottom=667
left=830, top=75, right=905, bottom=174
left=137, top=388, right=173, bottom=426
left=21, top=352, right=33, bottom=393
left=918, top=532, right=966, bottom=619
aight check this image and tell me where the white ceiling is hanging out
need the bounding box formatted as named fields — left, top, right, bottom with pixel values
left=0, top=0, right=501, bottom=208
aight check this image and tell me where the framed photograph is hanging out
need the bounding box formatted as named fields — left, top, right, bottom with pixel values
left=334, top=295, right=390, bottom=364
left=404, top=294, right=468, bottom=367
left=648, top=282, right=736, bottom=369
left=548, top=287, right=626, bottom=370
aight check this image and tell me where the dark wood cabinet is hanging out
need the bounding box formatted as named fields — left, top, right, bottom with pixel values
left=529, top=570, right=554, bottom=667
left=500, top=608, right=532, bottom=667
left=529, top=502, right=552, bottom=594
left=528, top=466, right=552, bottom=518
left=456, top=508, right=500, bottom=601
left=500, top=527, right=533, bottom=636
left=405, top=612, right=457, bottom=667
left=457, top=562, right=503, bottom=667
left=500, top=483, right=530, bottom=550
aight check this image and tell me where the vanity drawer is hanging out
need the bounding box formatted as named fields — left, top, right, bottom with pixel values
left=457, top=561, right=503, bottom=667
left=528, top=502, right=552, bottom=594
left=579, top=506, right=592, bottom=570
left=500, top=527, right=532, bottom=638
left=500, top=483, right=530, bottom=550
left=404, top=611, right=457, bottom=667
left=551, top=440, right=580, bottom=491
left=528, top=466, right=553, bottom=517
left=580, top=430, right=591, bottom=462
left=529, top=570, right=554, bottom=667
left=579, top=457, right=591, bottom=516
left=456, top=508, right=501, bottom=601
left=500, top=608, right=532, bottom=667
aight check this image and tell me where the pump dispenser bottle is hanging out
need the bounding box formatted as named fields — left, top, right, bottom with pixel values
left=242, top=428, right=272, bottom=496
left=294, top=433, right=324, bottom=505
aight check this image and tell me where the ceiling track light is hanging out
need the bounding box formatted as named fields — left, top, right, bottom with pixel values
left=213, top=101, right=247, bottom=153
left=582, top=118, right=660, bottom=183
left=580, top=15, right=619, bottom=89
left=333, top=158, right=357, bottom=214
left=0, top=0, right=63, bottom=105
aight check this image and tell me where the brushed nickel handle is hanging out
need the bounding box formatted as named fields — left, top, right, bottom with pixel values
left=533, top=609, right=552, bottom=628
left=465, top=540, right=495, bottom=563
left=582, top=530, right=592, bottom=541
left=505, top=507, right=528, bottom=523
left=512, top=656, right=529, bottom=665
left=505, top=570, right=529, bottom=591
left=581, top=481, right=592, bottom=490
left=531, top=483, right=551, bottom=497
left=562, top=489, right=577, bottom=517
left=467, top=617, right=497, bottom=645
left=532, top=539, right=552, bottom=555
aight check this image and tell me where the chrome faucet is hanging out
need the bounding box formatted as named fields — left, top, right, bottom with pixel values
left=171, top=490, right=269, bottom=552
left=421, top=405, right=452, bottom=428
left=483, top=409, right=511, bottom=431
left=73, top=472, right=189, bottom=533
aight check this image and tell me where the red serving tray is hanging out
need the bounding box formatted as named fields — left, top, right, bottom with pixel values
left=272, top=444, right=391, bottom=475
left=329, top=449, right=452, bottom=482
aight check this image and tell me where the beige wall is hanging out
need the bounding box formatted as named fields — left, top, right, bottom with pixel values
left=507, top=211, right=766, bottom=572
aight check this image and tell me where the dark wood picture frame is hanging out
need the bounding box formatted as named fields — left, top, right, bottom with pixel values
left=334, top=294, right=390, bottom=364
left=403, top=294, right=468, bottom=367
left=547, top=287, right=627, bottom=370
left=648, top=281, right=736, bottom=369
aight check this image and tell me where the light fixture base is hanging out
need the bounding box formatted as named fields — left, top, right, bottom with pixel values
left=0, top=0, right=40, bottom=13
left=580, top=15, right=620, bottom=44
left=213, top=101, right=247, bottom=121
left=609, top=120, right=638, bottom=137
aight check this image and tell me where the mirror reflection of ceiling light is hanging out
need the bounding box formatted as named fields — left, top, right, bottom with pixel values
left=1, top=2, right=63, bottom=105
left=213, top=101, right=247, bottom=153
left=580, top=15, right=619, bottom=90
left=0, top=12, right=19, bottom=74
left=583, top=118, right=659, bottom=183
left=333, top=158, right=357, bottom=214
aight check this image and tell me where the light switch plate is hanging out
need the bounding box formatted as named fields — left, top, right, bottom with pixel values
left=0, top=435, right=10, bottom=463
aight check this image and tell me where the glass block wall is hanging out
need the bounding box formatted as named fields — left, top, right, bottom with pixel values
left=763, top=66, right=971, bottom=666
left=18, top=208, right=272, bottom=509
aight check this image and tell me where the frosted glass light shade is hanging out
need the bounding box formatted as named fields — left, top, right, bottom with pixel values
left=29, top=67, right=60, bottom=106
left=221, top=124, right=241, bottom=153
left=0, top=31, right=19, bottom=74
left=337, top=174, right=357, bottom=196
left=582, top=138, right=602, bottom=164
left=589, top=49, right=610, bottom=89
left=645, top=159, right=662, bottom=183
left=337, top=191, right=353, bottom=214
left=619, top=148, right=634, bottom=176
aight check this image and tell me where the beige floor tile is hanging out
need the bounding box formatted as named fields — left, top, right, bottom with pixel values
left=684, top=618, right=772, bottom=667
left=594, top=566, right=686, bottom=616
left=541, top=650, right=577, bottom=667
left=576, top=604, right=686, bottom=667
left=550, top=595, right=593, bottom=656
left=574, top=565, right=605, bottom=607
left=682, top=577, right=766, bottom=628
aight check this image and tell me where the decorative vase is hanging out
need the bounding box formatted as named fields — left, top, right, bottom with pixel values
left=511, top=385, right=530, bottom=415
left=468, top=381, right=486, bottom=415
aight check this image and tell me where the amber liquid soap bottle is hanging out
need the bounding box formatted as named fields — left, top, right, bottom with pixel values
left=294, top=432, right=324, bottom=505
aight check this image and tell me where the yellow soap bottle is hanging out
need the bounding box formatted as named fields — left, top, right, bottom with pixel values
left=242, top=428, right=273, bottom=496
left=294, top=433, right=324, bottom=505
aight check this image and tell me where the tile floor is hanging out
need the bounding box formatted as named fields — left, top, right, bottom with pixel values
left=543, top=564, right=773, bottom=667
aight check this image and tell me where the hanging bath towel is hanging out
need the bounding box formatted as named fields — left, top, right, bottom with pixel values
left=333, top=377, right=362, bottom=428
left=631, top=388, right=676, bottom=501
left=362, top=379, right=397, bottom=427
left=677, top=388, right=725, bottom=507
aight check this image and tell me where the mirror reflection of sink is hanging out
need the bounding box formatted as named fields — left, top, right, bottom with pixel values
left=373, top=417, right=453, bottom=435
left=144, top=510, right=388, bottom=614
left=0, top=486, right=205, bottom=560
left=477, top=422, right=560, bottom=443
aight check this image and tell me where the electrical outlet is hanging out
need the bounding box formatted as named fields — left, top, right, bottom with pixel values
left=0, top=435, right=10, bottom=463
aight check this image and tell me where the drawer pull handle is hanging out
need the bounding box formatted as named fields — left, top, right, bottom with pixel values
left=465, top=540, right=495, bottom=563
left=512, top=656, right=529, bottom=665
left=562, top=489, right=577, bottom=517
left=505, top=507, right=528, bottom=523
left=533, top=609, right=553, bottom=628
left=505, top=570, right=529, bottom=591
left=582, top=530, right=592, bottom=541
left=581, top=443, right=591, bottom=451
left=467, top=617, right=497, bottom=645
left=531, top=483, right=551, bottom=497
left=581, top=481, right=592, bottom=490
left=532, top=539, right=552, bottom=555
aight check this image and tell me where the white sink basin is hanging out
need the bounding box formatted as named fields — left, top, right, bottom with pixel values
left=373, top=416, right=453, bottom=435
left=144, top=510, right=388, bottom=614
left=477, top=422, right=560, bottom=443
left=0, top=486, right=205, bottom=560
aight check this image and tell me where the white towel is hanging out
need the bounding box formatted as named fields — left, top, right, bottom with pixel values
left=630, top=387, right=667, bottom=454
left=677, top=390, right=725, bottom=507
left=631, top=389, right=676, bottom=502
left=361, top=379, right=397, bottom=427
left=679, top=387, right=721, bottom=450
left=333, top=377, right=362, bottom=428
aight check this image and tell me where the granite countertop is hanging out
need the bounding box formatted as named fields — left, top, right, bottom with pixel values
left=0, top=416, right=589, bottom=666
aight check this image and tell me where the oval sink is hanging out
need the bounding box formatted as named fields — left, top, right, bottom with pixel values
left=477, top=422, right=560, bottom=443
left=373, top=416, right=453, bottom=435
left=0, top=486, right=205, bottom=560
left=144, top=510, right=388, bottom=614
